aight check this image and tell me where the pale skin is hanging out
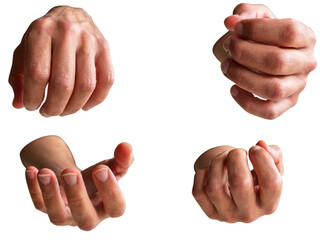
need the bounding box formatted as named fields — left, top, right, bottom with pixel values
left=192, top=140, right=284, bottom=223
left=9, top=6, right=114, bottom=117
left=21, top=136, right=134, bottom=231
left=213, top=3, right=317, bottom=119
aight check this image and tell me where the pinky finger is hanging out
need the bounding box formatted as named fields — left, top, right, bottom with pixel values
left=82, top=47, right=114, bottom=111
left=192, top=169, right=218, bottom=220
left=230, top=85, right=298, bottom=120
left=25, top=166, right=46, bottom=213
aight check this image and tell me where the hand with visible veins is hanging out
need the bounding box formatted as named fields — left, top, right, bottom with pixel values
left=21, top=136, right=134, bottom=231
left=213, top=3, right=317, bottom=119
left=9, top=6, right=114, bottom=117
left=192, top=140, right=284, bottom=223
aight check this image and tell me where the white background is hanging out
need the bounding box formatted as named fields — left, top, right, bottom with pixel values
left=0, top=0, right=319, bottom=239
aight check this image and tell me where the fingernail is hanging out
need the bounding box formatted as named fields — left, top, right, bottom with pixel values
left=251, top=145, right=262, bottom=152
left=62, top=173, right=78, bottom=186
left=38, top=174, right=51, bottom=185
left=26, top=170, right=34, bottom=180
left=220, top=150, right=231, bottom=157
left=40, top=110, right=50, bottom=118
left=95, top=168, right=109, bottom=182
left=82, top=105, right=92, bottom=111
left=235, top=22, right=243, bottom=35
left=59, top=112, right=68, bottom=117
left=221, top=60, right=230, bottom=74
left=223, top=38, right=231, bottom=55
left=230, top=86, right=239, bottom=97
left=25, top=105, right=38, bottom=111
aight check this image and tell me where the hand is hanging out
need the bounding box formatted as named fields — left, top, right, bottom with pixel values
left=21, top=136, right=134, bottom=231
left=213, top=4, right=317, bottom=119
left=192, top=140, right=284, bottom=223
left=9, top=6, right=114, bottom=117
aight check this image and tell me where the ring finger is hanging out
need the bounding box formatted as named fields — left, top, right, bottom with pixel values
left=222, top=59, right=306, bottom=101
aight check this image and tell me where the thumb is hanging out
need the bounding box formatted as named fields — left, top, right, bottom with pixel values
left=224, top=3, right=276, bottom=31
left=9, top=43, right=25, bottom=109
left=107, top=142, right=134, bottom=180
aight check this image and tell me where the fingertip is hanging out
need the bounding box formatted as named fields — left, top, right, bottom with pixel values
left=249, top=145, right=263, bottom=155
left=269, top=145, right=283, bottom=161
left=230, top=85, right=239, bottom=98
left=12, top=99, right=24, bottom=109
left=256, top=140, right=270, bottom=151
left=26, top=166, right=38, bottom=172
left=26, top=166, right=38, bottom=180
left=93, top=165, right=111, bottom=183
left=61, top=168, right=80, bottom=187
left=39, top=106, right=51, bottom=118
left=114, top=142, right=134, bottom=163
left=224, top=15, right=243, bottom=31
left=37, top=168, right=55, bottom=185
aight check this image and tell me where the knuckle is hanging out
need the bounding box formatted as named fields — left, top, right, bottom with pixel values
left=228, top=148, right=246, bottom=160
left=256, top=3, right=268, bottom=9
left=263, top=203, right=279, bottom=215
left=106, top=70, right=115, bottom=87
left=49, top=215, right=67, bottom=226
left=52, top=76, right=73, bottom=93
left=221, top=215, right=237, bottom=223
left=308, top=55, right=317, bottom=72
left=230, top=175, right=251, bottom=192
left=80, top=31, right=97, bottom=45
left=42, top=193, right=57, bottom=202
left=67, top=196, right=85, bottom=207
left=231, top=40, right=246, bottom=62
left=77, top=78, right=96, bottom=93
left=267, top=51, right=289, bottom=75
left=290, top=95, right=299, bottom=108
left=192, top=187, right=201, bottom=200
left=265, top=175, right=283, bottom=193
left=264, top=104, right=281, bottom=120
left=100, top=39, right=110, bottom=50
left=28, top=65, right=50, bottom=83
left=29, top=17, right=53, bottom=34
left=109, top=205, right=126, bottom=218
left=241, top=212, right=257, bottom=223
left=268, top=79, right=286, bottom=101
left=233, top=3, right=250, bottom=13
left=205, top=181, right=221, bottom=196
left=282, top=19, right=300, bottom=45
left=78, top=220, right=98, bottom=231
left=58, top=19, right=80, bottom=35
left=309, top=29, right=317, bottom=46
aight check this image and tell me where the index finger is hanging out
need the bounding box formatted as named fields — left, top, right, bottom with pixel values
left=256, top=140, right=284, bottom=176
left=249, top=145, right=283, bottom=211
left=234, top=18, right=316, bottom=48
